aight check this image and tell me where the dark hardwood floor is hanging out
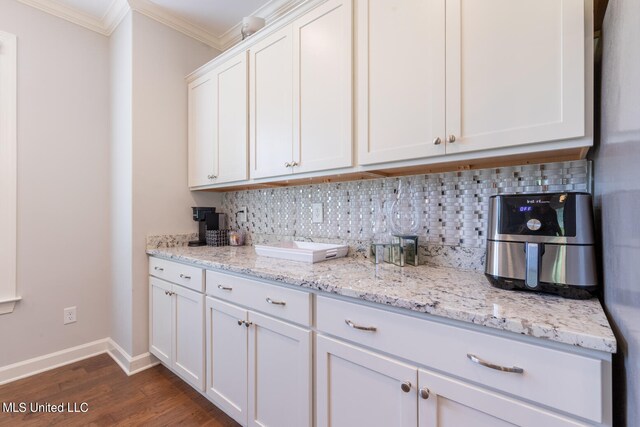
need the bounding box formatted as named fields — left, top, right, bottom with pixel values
left=0, top=354, right=240, bottom=426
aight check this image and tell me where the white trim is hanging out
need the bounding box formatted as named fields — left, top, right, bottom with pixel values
left=0, top=31, right=18, bottom=316
left=128, top=0, right=222, bottom=49
left=16, top=0, right=304, bottom=50
left=0, top=339, right=111, bottom=385
left=0, top=338, right=159, bottom=385
left=102, top=0, right=130, bottom=35
left=107, top=338, right=160, bottom=375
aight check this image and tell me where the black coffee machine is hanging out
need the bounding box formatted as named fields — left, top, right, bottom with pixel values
left=189, top=207, right=217, bottom=247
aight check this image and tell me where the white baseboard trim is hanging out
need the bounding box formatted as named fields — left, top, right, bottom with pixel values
left=0, top=338, right=111, bottom=385
left=106, top=339, right=159, bottom=375
left=0, top=338, right=159, bottom=385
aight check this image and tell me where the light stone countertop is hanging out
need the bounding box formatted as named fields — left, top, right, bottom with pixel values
left=147, top=245, right=616, bottom=353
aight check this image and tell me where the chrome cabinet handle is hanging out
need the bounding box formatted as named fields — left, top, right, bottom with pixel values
left=345, top=319, right=377, bottom=332
left=420, top=388, right=430, bottom=399
left=266, top=297, right=286, bottom=306
left=432, top=137, right=442, bottom=145
left=284, top=162, right=292, bottom=167
left=244, top=321, right=252, bottom=328
left=448, top=134, right=456, bottom=143
left=165, top=291, right=175, bottom=296
left=237, top=320, right=244, bottom=326
left=164, top=291, right=169, bottom=296
left=400, top=382, right=412, bottom=393
left=207, top=174, right=217, bottom=180
left=291, top=161, right=299, bottom=167
left=467, top=354, right=524, bottom=374
left=218, top=284, right=233, bottom=291
left=179, top=274, right=191, bottom=280
left=154, top=266, right=164, bottom=272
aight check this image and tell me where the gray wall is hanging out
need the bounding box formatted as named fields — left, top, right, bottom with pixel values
left=593, top=0, right=640, bottom=425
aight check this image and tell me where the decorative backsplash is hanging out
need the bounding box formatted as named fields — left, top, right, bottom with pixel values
left=221, top=160, right=591, bottom=251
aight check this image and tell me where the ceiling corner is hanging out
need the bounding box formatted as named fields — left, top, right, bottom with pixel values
left=102, top=0, right=130, bottom=35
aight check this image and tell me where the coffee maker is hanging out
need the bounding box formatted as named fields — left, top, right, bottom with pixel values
left=188, top=207, right=216, bottom=247
left=484, top=193, right=598, bottom=299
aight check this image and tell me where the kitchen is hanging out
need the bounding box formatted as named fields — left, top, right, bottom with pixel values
left=0, top=0, right=637, bottom=426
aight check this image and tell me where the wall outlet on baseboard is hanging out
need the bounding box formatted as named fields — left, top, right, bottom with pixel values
left=64, top=306, right=76, bottom=325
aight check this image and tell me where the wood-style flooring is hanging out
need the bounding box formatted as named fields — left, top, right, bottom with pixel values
left=0, top=354, right=240, bottom=426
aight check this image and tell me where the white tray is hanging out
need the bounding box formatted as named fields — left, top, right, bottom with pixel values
left=254, top=241, right=349, bottom=263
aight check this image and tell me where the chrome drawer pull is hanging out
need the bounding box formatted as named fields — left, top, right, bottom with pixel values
left=218, top=285, right=233, bottom=291
left=345, top=319, right=377, bottom=332
left=179, top=274, right=191, bottom=280
left=266, top=297, right=286, bottom=306
left=467, top=354, right=524, bottom=374
left=154, top=266, right=164, bottom=271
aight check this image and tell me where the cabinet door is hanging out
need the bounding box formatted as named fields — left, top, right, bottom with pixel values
left=316, top=335, right=417, bottom=427
left=292, top=0, right=353, bottom=174
left=356, top=0, right=446, bottom=165
left=188, top=71, right=217, bottom=187
left=418, top=369, right=584, bottom=427
left=444, top=0, right=585, bottom=154
left=250, top=26, right=294, bottom=179
left=247, top=311, right=312, bottom=427
left=215, top=52, right=249, bottom=184
left=149, top=277, right=172, bottom=366
left=173, top=284, right=205, bottom=391
left=205, top=297, right=248, bottom=426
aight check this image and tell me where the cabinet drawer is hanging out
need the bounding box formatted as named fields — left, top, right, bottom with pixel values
left=149, top=257, right=204, bottom=292
left=316, top=296, right=604, bottom=423
left=206, top=270, right=312, bottom=326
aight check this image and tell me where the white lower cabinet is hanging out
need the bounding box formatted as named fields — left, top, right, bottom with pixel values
left=149, top=276, right=205, bottom=391
left=418, top=369, right=585, bottom=427
left=316, top=335, right=417, bottom=427
left=205, top=296, right=312, bottom=427
left=317, top=335, right=586, bottom=427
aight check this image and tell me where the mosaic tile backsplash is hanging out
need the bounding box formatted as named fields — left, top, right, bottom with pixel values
left=221, top=160, right=591, bottom=264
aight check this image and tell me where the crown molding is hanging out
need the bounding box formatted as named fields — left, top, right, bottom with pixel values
left=18, top=0, right=113, bottom=35
left=17, top=0, right=305, bottom=50
left=103, top=0, right=130, bottom=35
left=128, top=0, right=222, bottom=49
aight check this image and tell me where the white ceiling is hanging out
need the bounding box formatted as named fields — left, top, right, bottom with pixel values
left=18, top=0, right=299, bottom=50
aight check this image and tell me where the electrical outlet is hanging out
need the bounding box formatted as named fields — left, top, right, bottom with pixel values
left=312, top=203, right=324, bottom=223
left=239, top=207, right=248, bottom=223
left=64, top=306, right=76, bottom=325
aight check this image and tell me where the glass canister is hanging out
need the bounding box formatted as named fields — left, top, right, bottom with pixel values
left=229, top=230, right=246, bottom=246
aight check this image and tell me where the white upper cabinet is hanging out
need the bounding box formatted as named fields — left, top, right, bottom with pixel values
left=188, top=72, right=217, bottom=187
left=292, top=0, right=353, bottom=174
left=215, top=52, right=249, bottom=184
left=189, top=52, right=248, bottom=188
left=357, top=0, right=587, bottom=165
left=250, top=26, right=295, bottom=179
left=444, top=0, right=585, bottom=154
left=357, top=0, right=446, bottom=166
left=250, top=0, right=354, bottom=179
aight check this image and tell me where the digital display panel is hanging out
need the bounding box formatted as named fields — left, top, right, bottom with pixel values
left=498, top=193, right=576, bottom=237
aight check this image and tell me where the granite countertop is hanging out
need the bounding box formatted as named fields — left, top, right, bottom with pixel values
left=147, top=245, right=616, bottom=353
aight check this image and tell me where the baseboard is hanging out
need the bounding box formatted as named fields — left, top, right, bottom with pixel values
left=0, top=338, right=159, bottom=385
left=0, top=338, right=111, bottom=385
left=106, top=339, right=159, bottom=375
